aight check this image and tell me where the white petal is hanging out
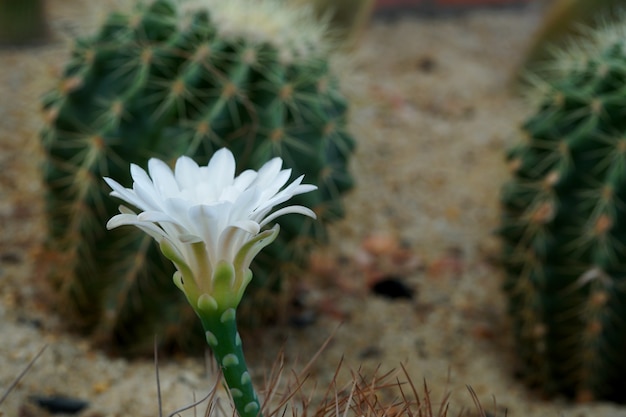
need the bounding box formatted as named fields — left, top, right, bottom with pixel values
left=259, top=205, right=316, bottom=227
left=294, top=184, right=318, bottom=194
left=137, top=210, right=177, bottom=223
left=118, top=205, right=138, bottom=215
left=232, top=169, right=257, bottom=191
left=231, top=219, right=260, bottom=235
left=261, top=176, right=317, bottom=209
left=106, top=211, right=168, bottom=242
left=281, top=174, right=317, bottom=196
left=229, top=188, right=260, bottom=221
left=207, top=148, right=236, bottom=191
left=174, top=156, right=200, bottom=192
left=188, top=203, right=228, bottom=264
left=254, top=157, right=283, bottom=188
left=160, top=221, right=190, bottom=246
left=234, top=225, right=279, bottom=273
left=130, top=163, right=156, bottom=196
left=104, top=177, right=147, bottom=211
left=127, top=163, right=164, bottom=211
left=219, top=184, right=245, bottom=204
left=260, top=168, right=291, bottom=198
left=148, top=158, right=179, bottom=198
left=194, top=178, right=219, bottom=203
left=217, top=221, right=259, bottom=261
left=178, top=233, right=203, bottom=243
left=133, top=181, right=163, bottom=211
left=106, top=212, right=139, bottom=230
left=162, top=198, right=194, bottom=229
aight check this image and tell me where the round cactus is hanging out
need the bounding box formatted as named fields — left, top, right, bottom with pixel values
left=500, top=21, right=626, bottom=401
left=40, top=0, right=355, bottom=355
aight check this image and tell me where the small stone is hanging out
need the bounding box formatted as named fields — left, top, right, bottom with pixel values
left=471, top=324, right=494, bottom=340
left=308, top=251, right=338, bottom=278
left=362, top=234, right=400, bottom=256
left=370, top=276, right=414, bottom=300
left=358, top=345, right=382, bottom=359
left=92, top=381, right=110, bottom=394
left=29, top=395, right=89, bottom=415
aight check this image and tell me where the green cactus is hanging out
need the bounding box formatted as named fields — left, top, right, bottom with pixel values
left=518, top=0, right=623, bottom=75
left=500, top=21, right=626, bottom=402
left=40, top=0, right=355, bottom=355
left=290, top=0, right=375, bottom=48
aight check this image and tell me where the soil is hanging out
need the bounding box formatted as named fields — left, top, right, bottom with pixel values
left=2, top=1, right=626, bottom=416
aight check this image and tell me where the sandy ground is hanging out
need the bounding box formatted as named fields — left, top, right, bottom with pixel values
left=3, top=1, right=626, bottom=416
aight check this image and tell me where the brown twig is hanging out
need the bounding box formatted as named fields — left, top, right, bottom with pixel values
left=0, top=344, right=47, bottom=405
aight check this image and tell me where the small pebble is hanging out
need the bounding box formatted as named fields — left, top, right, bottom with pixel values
left=370, top=276, right=414, bottom=300
left=362, top=234, right=400, bottom=256
left=29, top=395, right=89, bottom=415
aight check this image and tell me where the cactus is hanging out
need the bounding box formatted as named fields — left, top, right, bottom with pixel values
left=518, top=0, right=622, bottom=75
left=500, top=21, right=626, bottom=402
left=289, top=0, right=375, bottom=48
left=40, top=0, right=355, bottom=355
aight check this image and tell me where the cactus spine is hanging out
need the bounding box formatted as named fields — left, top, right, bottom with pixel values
left=500, top=21, right=626, bottom=401
left=40, top=0, right=354, bottom=354
left=519, top=0, right=623, bottom=74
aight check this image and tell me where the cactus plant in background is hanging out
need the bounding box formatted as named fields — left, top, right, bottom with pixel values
left=500, top=20, right=626, bottom=402
left=40, top=0, right=355, bottom=355
left=290, top=0, right=375, bottom=48
left=518, top=0, right=622, bottom=76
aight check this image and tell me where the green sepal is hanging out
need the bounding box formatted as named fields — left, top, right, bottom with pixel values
left=234, top=225, right=279, bottom=276
left=160, top=239, right=202, bottom=304
left=211, top=260, right=238, bottom=310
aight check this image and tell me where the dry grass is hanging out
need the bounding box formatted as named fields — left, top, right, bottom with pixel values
left=153, top=334, right=499, bottom=417
left=158, top=363, right=498, bottom=417
left=0, top=345, right=47, bottom=407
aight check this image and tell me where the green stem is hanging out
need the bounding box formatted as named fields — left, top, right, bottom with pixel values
left=199, top=308, right=262, bottom=417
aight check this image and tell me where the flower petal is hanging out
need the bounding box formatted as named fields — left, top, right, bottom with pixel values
left=259, top=205, right=316, bottom=227
left=188, top=203, right=229, bottom=264
left=130, top=163, right=157, bottom=198
left=259, top=168, right=291, bottom=199
left=207, top=148, right=236, bottom=192
left=104, top=177, right=147, bottom=211
left=233, top=169, right=257, bottom=191
left=106, top=209, right=168, bottom=242
left=178, top=233, right=203, bottom=243
left=260, top=175, right=317, bottom=211
left=233, top=224, right=280, bottom=274
left=231, top=219, right=261, bottom=235
left=162, top=197, right=194, bottom=230
left=218, top=221, right=259, bottom=261
left=106, top=212, right=138, bottom=230
left=137, top=210, right=177, bottom=223
left=174, top=156, right=201, bottom=192
left=254, top=157, right=283, bottom=188
left=148, top=158, right=179, bottom=198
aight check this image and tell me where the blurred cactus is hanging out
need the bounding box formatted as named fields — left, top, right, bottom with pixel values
left=40, top=0, right=355, bottom=355
left=500, top=20, right=626, bottom=401
left=0, top=0, right=47, bottom=45
left=519, top=0, right=622, bottom=74
left=290, top=0, right=375, bottom=48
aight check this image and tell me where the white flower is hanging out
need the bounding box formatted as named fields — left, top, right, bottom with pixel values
left=104, top=148, right=317, bottom=312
